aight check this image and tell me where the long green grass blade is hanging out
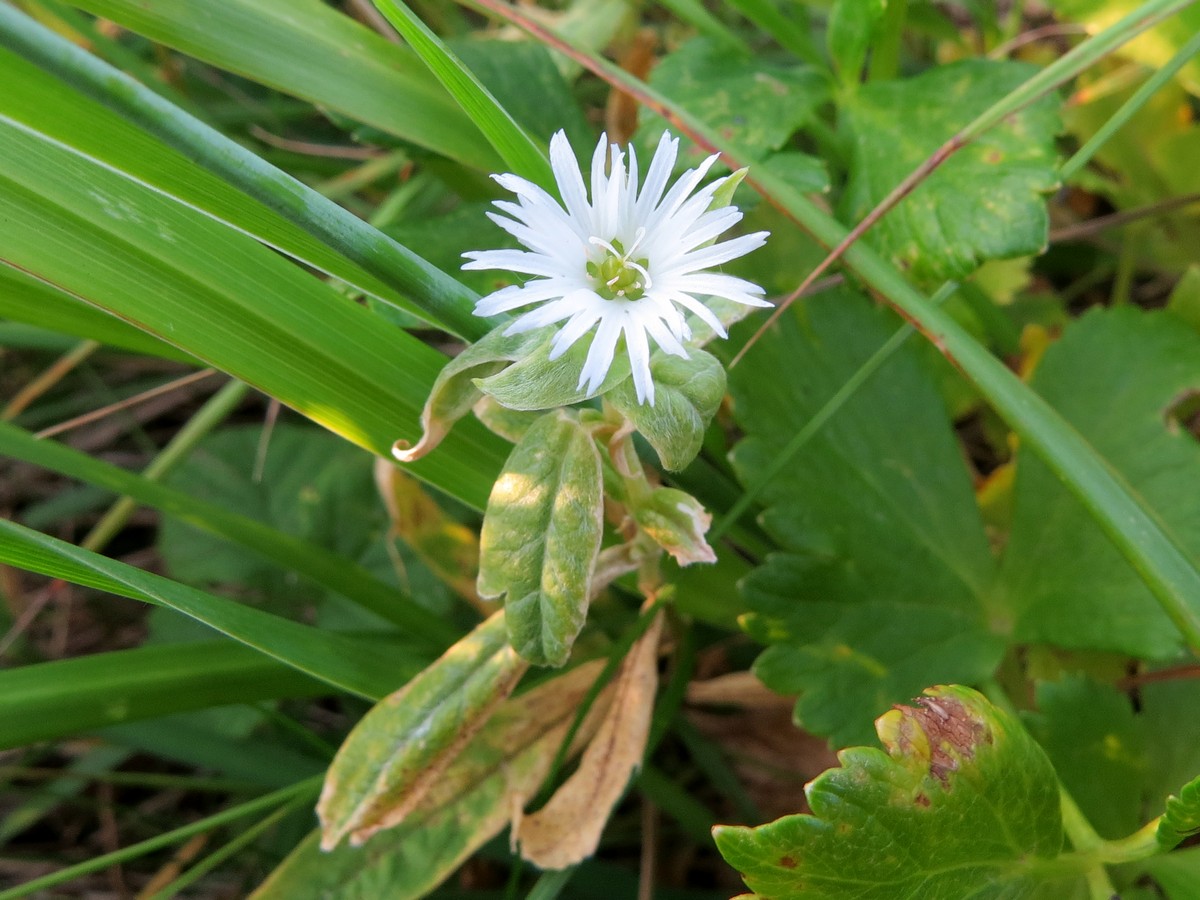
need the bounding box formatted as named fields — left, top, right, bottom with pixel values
left=53, top=0, right=498, bottom=171
left=0, top=422, right=456, bottom=645
left=0, top=519, right=423, bottom=699
left=0, top=643, right=327, bottom=749
left=370, top=0, right=552, bottom=187
left=0, top=7, right=485, bottom=340
left=0, top=116, right=507, bottom=508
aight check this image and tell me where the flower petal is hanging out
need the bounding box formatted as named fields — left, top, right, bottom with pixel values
left=635, top=131, right=679, bottom=221
left=578, top=311, right=623, bottom=393
left=624, top=314, right=654, bottom=405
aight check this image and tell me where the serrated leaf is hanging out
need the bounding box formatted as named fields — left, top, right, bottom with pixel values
left=632, top=488, right=716, bottom=566
left=826, top=0, right=886, bottom=84
left=714, top=685, right=1063, bottom=899
left=478, top=412, right=603, bottom=667
left=256, top=660, right=609, bottom=899
left=608, top=350, right=726, bottom=471
left=730, top=290, right=1001, bottom=746
left=1024, top=676, right=1144, bottom=839
left=1159, top=774, right=1200, bottom=850
left=317, top=611, right=528, bottom=849
left=1001, top=308, right=1200, bottom=658
left=394, top=326, right=545, bottom=462
left=475, top=329, right=632, bottom=411
left=516, top=609, right=664, bottom=869
left=636, top=37, right=828, bottom=164
left=841, top=59, right=1060, bottom=283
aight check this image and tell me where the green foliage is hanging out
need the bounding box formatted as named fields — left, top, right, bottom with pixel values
left=714, top=686, right=1063, bottom=898
left=478, top=412, right=603, bottom=667
left=730, top=290, right=1002, bottom=746
left=826, top=0, right=887, bottom=85
left=1158, top=774, right=1200, bottom=850
left=607, top=349, right=725, bottom=471
left=1001, top=308, right=1200, bottom=658
left=840, top=60, right=1061, bottom=282
left=636, top=37, right=829, bottom=164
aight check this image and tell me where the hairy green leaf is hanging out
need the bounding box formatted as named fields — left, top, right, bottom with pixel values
left=475, top=330, right=632, bottom=411
left=841, top=60, right=1060, bottom=283
left=608, top=349, right=725, bottom=472
left=632, top=488, right=716, bottom=566
left=318, top=611, right=527, bottom=849
left=258, top=660, right=605, bottom=899
left=714, top=685, right=1063, bottom=899
left=730, top=291, right=1001, bottom=746
left=479, top=412, right=604, bottom=667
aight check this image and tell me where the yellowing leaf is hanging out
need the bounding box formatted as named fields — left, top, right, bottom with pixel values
left=515, top=608, right=664, bottom=869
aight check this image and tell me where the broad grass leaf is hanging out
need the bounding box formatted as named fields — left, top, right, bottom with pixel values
left=713, top=685, right=1063, bottom=899
left=59, top=0, right=500, bottom=171
left=729, top=290, right=1001, bottom=746
left=515, top=610, right=664, bottom=869
left=478, top=412, right=604, bottom=667
left=1001, top=308, right=1200, bottom=658
left=608, top=350, right=726, bottom=472
left=317, top=611, right=527, bottom=849
left=1025, top=676, right=1144, bottom=840
left=840, top=59, right=1060, bottom=283
left=257, top=660, right=609, bottom=899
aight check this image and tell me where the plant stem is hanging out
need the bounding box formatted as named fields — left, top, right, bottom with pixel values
left=869, top=0, right=908, bottom=81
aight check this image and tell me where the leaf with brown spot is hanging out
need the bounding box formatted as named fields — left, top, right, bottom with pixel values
left=514, top=608, right=665, bottom=869
left=714, top=685, right=1065, bottom=899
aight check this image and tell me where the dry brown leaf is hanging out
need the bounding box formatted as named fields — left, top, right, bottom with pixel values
left=514, top=609, right=664, bottom=869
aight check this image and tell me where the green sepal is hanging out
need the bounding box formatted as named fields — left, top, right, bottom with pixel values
left=608, top=350, right=726, bottom=471
left=317, top=611, right=527, bottom=850
left=1158, top=774, right=1200, bottom=850
left=632, top=487, right=716, bottom=566
left=478, top=411, right=604, bottom=667
left=714, top=685, right=1062, bottom=899
left=394, top=325, right=544, bottom=462
left=476, top=331, right=632, bottom=411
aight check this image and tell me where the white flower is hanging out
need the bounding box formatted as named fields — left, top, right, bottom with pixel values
left=463, top=130, right=770, bottom=406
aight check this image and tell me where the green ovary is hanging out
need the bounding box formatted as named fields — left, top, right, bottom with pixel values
left=587, top=241, right=650, bottom=301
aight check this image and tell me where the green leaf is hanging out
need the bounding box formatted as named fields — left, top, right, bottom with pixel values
left=826, top=0, right=886, bottom=84
left=1001, top=308, right=1200, bottom=658
left=1159, top=774, right=1200, bottom=850
left=0, top=642, right=324, bottom=749
left=479, top=412, right=604, bottom=667
left=608, top=349, right=726, bottom=472
left=1143, top=845, right=1200, bottom=899
left=475, top=330, right=632, bottom=411
left=730, top=290, right=1002, bottom=746
left=395, top=326, right=544, bottom=462
left=317, top=611, right=527, bottom=849
left=256, top=661, right=604, bottom=899
left=840, top=59, right=1060, bottom=283
left=0, top=421, right=454, bottom=644
left=0, top=519, right=419, bottom=700
left=56, top=0, right=500, bottom=171
left=636, top=37, right=829, bottom=165
left=1025, top=676, right=1144, bottom=839
left=714, top=685, right=1063, bottom=899
left=0, top=111, right=508, bottom=509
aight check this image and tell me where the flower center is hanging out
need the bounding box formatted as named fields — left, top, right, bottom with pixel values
left=587, top=235, right=651, bottom=302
